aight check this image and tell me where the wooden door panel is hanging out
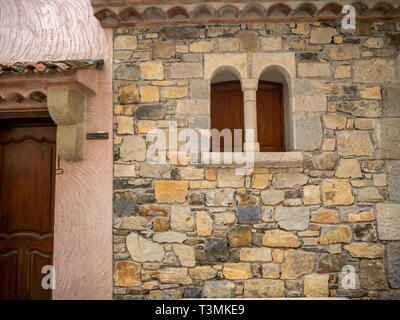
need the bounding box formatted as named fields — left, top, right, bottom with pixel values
left=0, top=139, right=54, bottom=234
left=257, top=82, right=284, bottom=152
left=0, top=249, right=19, bottom=299
left=28, top=249, right=52, bottom=300
left=211, top=81, right=244, bottom=152
left=0, top=123, right=56, bottom=300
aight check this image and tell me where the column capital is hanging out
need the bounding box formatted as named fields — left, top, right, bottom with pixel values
left=241, top=79, right=258, bottom=91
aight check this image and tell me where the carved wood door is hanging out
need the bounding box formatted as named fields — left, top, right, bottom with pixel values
left=257, top=81, right=284, bottom=152
left=0, top=120, right=56, bottom=300
left=211, top=81, right=244, bottom=152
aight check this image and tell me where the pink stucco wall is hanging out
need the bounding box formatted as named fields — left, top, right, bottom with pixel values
left=0, top=0, right=113, bottom=299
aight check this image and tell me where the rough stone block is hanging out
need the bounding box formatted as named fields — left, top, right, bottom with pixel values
left=386, top=242, right=400, bottom=289
left=126, top=232, right=164, bottom=262
left=375, top=118, right=400, bottom=159
left=304, top=274, right=329, bottom=297
left=280, top=249, right=316, bottom=279
left=262, top=230, right=300, bottom=248
left=354, top=59, right=396, bottom=83
left=135, top=104, right=165, bottom=120
left=293, top=114, right=322, bottom=151
left=120, top=135, right=146, bottom=161
left=153, top=40, right=175, bottom=59
left=244, top=279, right=284, bottom=297
left=223, top=263, right=252, bottom=280
left=383, top=86, right=400, bottom=116
left=238, top=32, right=259, bottom=51
left=261, top=189, right=284, bottom=205
left=155, top=181, right=189, bottom=204
left=336, top=131, right=374, bottom=157
left=203, top=280, right=235, bottom=298
left=337, top=100, right=382, bottom=117
left=159, top=268, right=192, bottom=285
left=140, top=61, right=164, bottom=80
left=360, top=260, right=388, bottom=290
left=115, top=64, right=140, bottom=80
left=169, top=63, right=203, bottom=78
left=319, top=226, right=351, bottom=244
left=240, top=248, right=272, bottom=262
left=237, top=206, right=261, bottom=224
left=298, top=63, right=331, bottom=77
left=310, top=27, right=336, bottom=44
left=229, top=226, right=252, bottom=247
left=275, top=207, right=310, bottom=231
left=376, top=203, right=400, bottom=240
left=204, top=189, right=234, bottom=207
left=388, top=161, right=400, bottom=201
left=114, top=261, right=141, bottom=287
left=170, top=205, right=194, bottom=231
left=205, top=238, right=228, bottom=262
left=322, top=179, right=354, bottom=205
left=272, top=173, right=308, bottom=188
left=115, top=35, right=137, bottom=50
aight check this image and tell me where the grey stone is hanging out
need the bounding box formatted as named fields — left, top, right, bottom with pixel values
left=360, top=260, right=388, bottom=290
left=386, top=242, right=400, bottom=289
left=388, top=161, right=400, bottom=201
left=316, top=152, right=339, bottom=170
left=203, top=280, right=235, bottom=298
left=318, top=254, right=350, bottom=273
left=337, top=100, right=382, bottom=117
left=160, top=26, right=200, bottom=39
left=237, top=206, right=261, bottom=224
left=206, top=26, right=240, bottom=38
left=383, top=86, right=400, bottom=116
left=169, top=63, right=203, bottom=79
left=114, top=64, right=140, bottom=80
left=114, top=198, right=135, bottom=214
left=190, top=79, right=210, bottom=99
left=351, top=223, right=377, bottom=241
left=135, top=105, right=165, bottom=120
left=275, top=207, right=310, bottom=231
left=189, top=115, right=210, bottom=129
left=335, top=290, right=368, bottom=298
left=183, top=287, right=202, bottom=298
left=294, top=114, right=322, bottom=151
left=205, top=238, right=228, bottom=262
left=272, top=173, right=308, bottom=189
left=375, top=118, right=400, bottom=159
left=204, top=189, right=235, bottom=207
left=377, top=203, right=400, bottom=240
left=354, top=58, right=396, bottom=83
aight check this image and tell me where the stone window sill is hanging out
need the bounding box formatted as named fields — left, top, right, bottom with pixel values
left=202, top=151, right=303, bottom=168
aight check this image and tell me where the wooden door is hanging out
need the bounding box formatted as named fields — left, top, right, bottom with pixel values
left=211, top=81, right=244, bottom=152
left=0, top=120, right=56, bottom=300
left=257, top=81, right=284, bottom=152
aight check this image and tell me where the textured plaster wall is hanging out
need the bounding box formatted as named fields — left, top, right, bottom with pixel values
left=0, top=0, right=113, bottom=299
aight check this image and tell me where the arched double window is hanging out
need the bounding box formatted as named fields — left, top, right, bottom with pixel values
left=210, top=68, right=287, bottom=152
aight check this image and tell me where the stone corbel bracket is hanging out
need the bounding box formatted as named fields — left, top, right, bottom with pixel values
left=47, top=86, right=88, bottom=161
left=0, top=63, right=101, bottom=161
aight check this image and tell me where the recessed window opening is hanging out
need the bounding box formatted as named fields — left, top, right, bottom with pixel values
left=210, top=71, right=244, bottom=152
left=258, top=68, right=290, bottom=152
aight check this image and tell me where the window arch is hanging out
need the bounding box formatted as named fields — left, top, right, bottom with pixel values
left=210, top=70, right=244, bottom=152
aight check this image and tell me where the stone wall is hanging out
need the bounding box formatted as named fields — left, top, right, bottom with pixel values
left=112, top=21, right=400, bottom=299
